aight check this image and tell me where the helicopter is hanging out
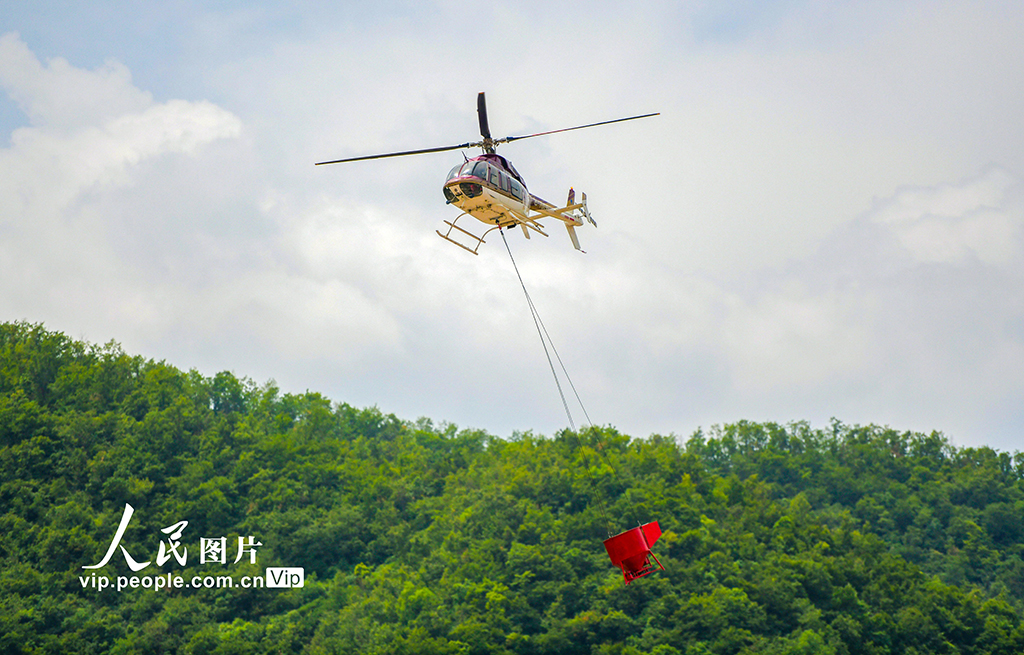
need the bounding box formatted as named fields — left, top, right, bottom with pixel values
left=316, top=93, right=658, bottom=254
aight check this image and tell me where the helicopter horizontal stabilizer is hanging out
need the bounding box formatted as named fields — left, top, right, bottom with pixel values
left=529, top=194, right=592, bottom=225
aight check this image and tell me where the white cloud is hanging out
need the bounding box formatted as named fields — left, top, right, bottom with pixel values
left=0, top=33, right=241, bottom=205
left=0, top=32, right=243, bottom=341
left=871, top=167, right=1022, bottom=267
left=0, top=32, right=151, bottom=131
left=721, top=283, right=875, bottom=392
left=695, top=167, right=1024, bottom=445
left=513, top=165, right=1024, bottom=449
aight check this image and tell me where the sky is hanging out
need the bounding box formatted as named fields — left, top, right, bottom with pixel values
left=2, top=0, right=1022, bottom=452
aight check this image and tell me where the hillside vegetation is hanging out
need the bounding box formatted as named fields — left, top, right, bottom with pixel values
left=2, top=321, right=1024, bottom=654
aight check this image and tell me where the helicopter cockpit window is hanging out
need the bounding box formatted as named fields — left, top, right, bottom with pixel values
left=489, top=166, right=500, bottom=187
left=446, top=164, right=463, bottom=182
left=472, top=161, right=489, bottom=179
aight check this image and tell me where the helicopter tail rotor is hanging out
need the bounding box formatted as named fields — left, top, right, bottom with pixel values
left=581, top=192, right=595, bottom=227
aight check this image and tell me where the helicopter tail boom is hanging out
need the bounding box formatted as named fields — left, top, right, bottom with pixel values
left=525, top=190, right=594, bottom=251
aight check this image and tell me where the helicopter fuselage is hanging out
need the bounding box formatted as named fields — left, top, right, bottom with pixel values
left=442, top=153, right=529, bottom=227
left=437, top=152, right=593, bottom=254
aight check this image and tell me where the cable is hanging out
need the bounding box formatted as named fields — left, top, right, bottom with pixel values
left=526, top=287, right=595, bottom=429
left=499, top=229, right=616, bottom=535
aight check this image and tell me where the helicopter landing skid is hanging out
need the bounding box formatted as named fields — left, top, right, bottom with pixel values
left=436, top=215, right=500, bottom=255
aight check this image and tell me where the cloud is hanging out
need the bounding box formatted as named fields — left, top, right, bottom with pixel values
left=0, top=32, right=150, bottom=131
left=0, top=34, right=241, bottom=209
left=721, top=283, right=874, bottom=392
left=0, top=32, right=243, bottom=337
left=520, top=166, right=1024, bottom=449
left=699, top=167, right=1024, bottom=444
left=870, top=167, right=1021, bottom=267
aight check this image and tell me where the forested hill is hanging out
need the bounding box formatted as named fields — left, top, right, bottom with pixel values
left=2, top=321, right=1024, bottom=655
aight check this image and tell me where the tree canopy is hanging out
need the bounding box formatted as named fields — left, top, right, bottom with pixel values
left=2, top=321, right=1023, bottom=654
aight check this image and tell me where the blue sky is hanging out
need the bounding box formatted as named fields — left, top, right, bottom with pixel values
left=2, top=1, right=1023, bottom=452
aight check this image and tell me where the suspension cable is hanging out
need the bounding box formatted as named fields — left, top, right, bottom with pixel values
left=499, top=229, right=615, bottom=535
left=500, top=229, right=648, bottom=534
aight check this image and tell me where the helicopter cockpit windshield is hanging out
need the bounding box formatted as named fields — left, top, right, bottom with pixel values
left=447, top=160, right=490, bottom=182
left=470, top=161, right=489, bottom=179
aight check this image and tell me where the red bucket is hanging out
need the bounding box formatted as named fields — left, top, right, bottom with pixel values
left=603, top=521, right=664, bottom=584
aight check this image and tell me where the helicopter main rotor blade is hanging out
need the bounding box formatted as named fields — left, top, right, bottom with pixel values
left=499, top=112, right=660, bottom=145
left=477, top=92, right=492, bottom=140
left=315, top=102, right=659, bottom=165
left=315, top=141, right=480, bottom=166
